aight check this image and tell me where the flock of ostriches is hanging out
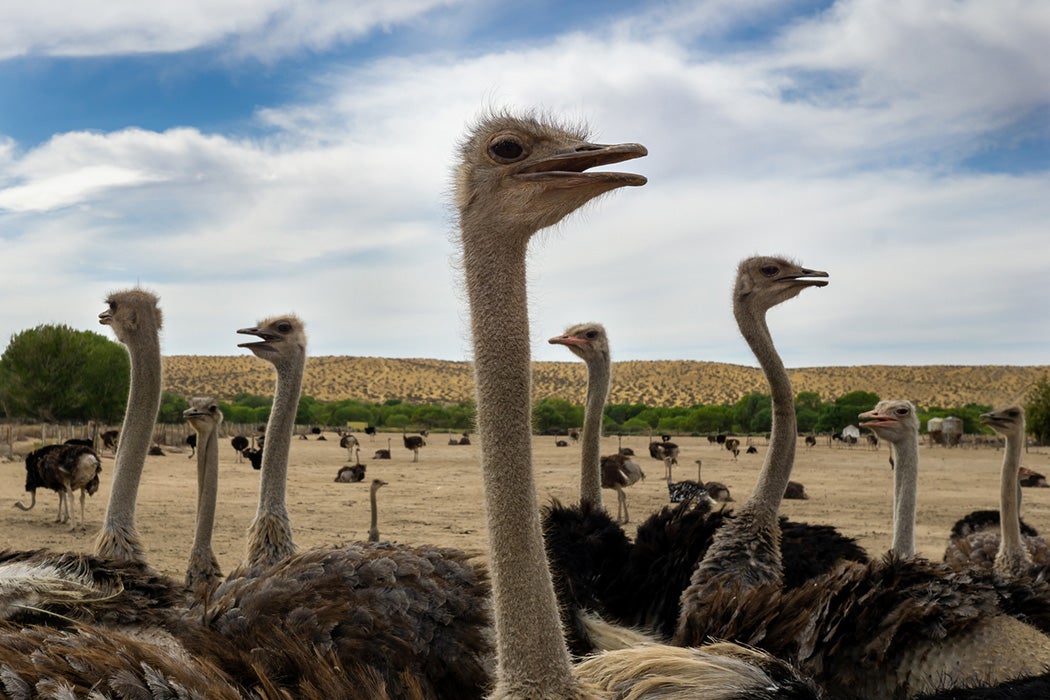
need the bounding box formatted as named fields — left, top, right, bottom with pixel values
left=4, top=112, right=1050, bottom=700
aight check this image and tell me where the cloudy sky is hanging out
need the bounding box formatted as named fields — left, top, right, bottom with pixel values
left=2, top=0, right=1048, bottom=369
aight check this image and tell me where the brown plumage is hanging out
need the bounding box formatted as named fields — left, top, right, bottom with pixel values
left=600, top=453, right=645, bottom=523
left=15, top=443, right=101, bottom=531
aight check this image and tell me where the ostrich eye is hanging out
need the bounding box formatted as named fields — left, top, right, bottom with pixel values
left=895, top=407, right=909, bottom=416
left=489, top=138, right=525, bottom=161
left=760, top=265, right=780, bottom=277
left=585, top=330, right=598, bottom=339
left=277, top=322, right=293, bottom=333
left=209, top=405, right=218, bottom=413
left=1008, top=410, right=1019, bottom=418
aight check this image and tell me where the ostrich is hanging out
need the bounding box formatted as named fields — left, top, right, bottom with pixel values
left=943, top=406, right=1050, bottom=577
left=183, top=396, right=224, bottom=594
left=184, top=432, right=196, bottom=458
left=364, top=425, right=377, bottom=439
left=402, top=429, right=426, bottom=462
left=95, top=289, right=164, bottom=564
left=783, top=480, right=809, bottom=499
left=335, top=447, right=367, bottom=483
left=601, top=454, right=645, bottom=523
left=1020, top=467, right=1049, bottom=488
left=674, top=263, right=1050, bottom=698
left=648, top=431, right=679, bottom=479
left=669, top=459, right=732, bottom=504
left=100, top=429, right=119, bottom=453
left=193, top=315, right=493, bottom=698
left=746, top=445, right=759, bottom=455
left=804, top=435, right=817, bottom=448
left=230, top=435, right=249, bottom=463
left=15, top=443, right=102, bottom=531
left=459, top=432, right=471, bottom=445
left=340, top=433, right=360, bottom=458
left=234, top=315, right=307, bottom=570
left=374, top=437, right=392, bottom=459
left=457, top=111, right=817, bottom=699
left=367, top=478, right=388, bottom=543
left=241, top=446, right=263, bottom=470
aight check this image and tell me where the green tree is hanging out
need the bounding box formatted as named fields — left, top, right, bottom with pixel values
left=1026, top=375, right=1050, bottom=444
left=158, top=392, right=190, bottom=424
left=733, top=392, right=771, bottom=433
left=0, top=324, right=130, bottom=422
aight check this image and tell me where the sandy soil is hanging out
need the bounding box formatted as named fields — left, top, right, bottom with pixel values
left=4, top=432, right=1050, bottom=582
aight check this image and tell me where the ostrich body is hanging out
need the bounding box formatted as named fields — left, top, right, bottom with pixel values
left=183, top=397, right=224, bottom=594
left=403, top=430, right=426, bottom=461
left=193, top=315, right=494, bottom=698
left=668, top=458, right=731, bottom=503
left=458, top=112, right=817, bottom=699
left=230, top=435, right=249, bottom=463
left=236, top=315, right=305, bottom=571
left=600, top=454, right=645, bottom=523
left=94, top=289, right=164, bottom=563
left=15, top=443, right=101, bottom=530
left=374, top=437, right=392, bottom=459
left=367, top=478, right=388, bottom=542
left=340, top=433, right=359, bottom=458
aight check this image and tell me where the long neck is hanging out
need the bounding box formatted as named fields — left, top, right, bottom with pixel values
left=997, top=431, right=1031, bottom=576
left=190, top=425, right=220, bottom=572
left=368, top=486, right=380, bottom=542
left=463, top=221, right=577, bottom=695
left=737, top=305, right=796, bottom=528
left=96, top=331, right=161, bottom=562
left=245, top=355, right=304, bottom=568
left=889, top=435, right=918, bottom=558
left=579, top=355, right=609, bottom=507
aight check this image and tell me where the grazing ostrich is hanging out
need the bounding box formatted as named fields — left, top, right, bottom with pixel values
left=367, top=478, right=388, bottom=543
left=183, top=397, right=224, bottom=594
left=15, top=443, right=102, bottom=531
left=95, top=289, right=164, bottom=564
left=230, top=435, right=249, bottom=463
left=675, top=262, right=1050, bottom=698
left=402, top=430, right=426, bottom=462
left=457, top=111, right=818, bottom=699
left=374, top=437, right=392, bottom=459
left=194, top=315, right=493, bottom=698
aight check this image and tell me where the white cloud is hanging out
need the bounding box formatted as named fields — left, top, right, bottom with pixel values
left=2, top=1, right=1049, bottom=368
left=0, top=0, right=458, bottom=59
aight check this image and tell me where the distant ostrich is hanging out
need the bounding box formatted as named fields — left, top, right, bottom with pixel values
left=724, top=437, right=741, bottom=461
left=367, top=478, right=388, bottom=543
left=334, top=463, right=366, bottom=483
left=402, top=430, right=426, bottom=462
left=364, top=425, right=377, bottom=440
left=867, top=433, right=879, bottom=450
left=783, top=480, right=809, bottom=500
left=746, top=445, right=758, bottom=455
left=374, top=437, right=392, bottom=459
left=185, top=432, right=197, bottom=459
left=231, top=435, right=249, bottom=463
left=340, top=433, right=359, bottom=458
left=568, top=428, right=581, bottom=442
left=241, top=447, right=263, bottom=470
left=555, top=437, right=569, bottom=447
left=616, top=433, right=634, bottom=456
left=804, top=435, right=817, bottom=448
left=1020, top=467, right=1050, bottom=488
left=100, top=429, right=119, bottom=453
left=15, top=443, right=102, bottom=531
left=459, top=432, right=471, bottom=445
left=602, top=454, right=645, bottom=524
left=669, top=459, right=732, bottom=504
left=648, top=432, right=679, bottom=480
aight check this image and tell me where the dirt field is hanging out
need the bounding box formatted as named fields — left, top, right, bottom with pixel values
left=5, top=431, right=1050, bottom=582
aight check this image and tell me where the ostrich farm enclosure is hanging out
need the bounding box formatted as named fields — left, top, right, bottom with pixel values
left=3, top=356, right=1050, bottom=582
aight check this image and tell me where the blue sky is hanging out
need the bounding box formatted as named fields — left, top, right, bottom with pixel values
left=1, top=0, right=1049, bottom=379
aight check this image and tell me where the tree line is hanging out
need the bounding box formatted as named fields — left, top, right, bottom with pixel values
left=4, top=324, right=1050, bottom=441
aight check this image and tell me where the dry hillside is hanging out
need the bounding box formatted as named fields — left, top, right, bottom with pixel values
left=163, top=356, right=1050, bottom=408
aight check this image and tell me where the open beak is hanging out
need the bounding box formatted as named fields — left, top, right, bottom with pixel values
left=780, top=268, right=829, bottom=289
left=516, top=142, right=648, bottom=189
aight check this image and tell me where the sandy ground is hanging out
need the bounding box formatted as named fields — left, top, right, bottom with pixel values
left=4, top=432, right=1050, bottom=582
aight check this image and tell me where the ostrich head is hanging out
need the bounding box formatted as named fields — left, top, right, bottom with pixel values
left=98, top=289, right=163, bottom=345
left=981, top=405, right=1026, bottom=440
left=548, top=322, right=609, bottom=365
left=734, top=256, right=829, bottom=315
left=236, top=315, right=307, bottom=370
left=455, top=112, right=647, bottom=244
left=859, top=400, right=920, bottom=444
left=370, top=478, right=388, bottom=493
left=184, top=396, right=223, bottom=435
